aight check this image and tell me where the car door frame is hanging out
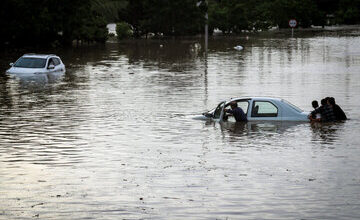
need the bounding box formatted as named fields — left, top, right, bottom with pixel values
left=248, top=99, right=282, bottom=121
left=54, top=57, right=64, bottom=73
left=46, top=58, right=56, bottom=73
left=212, top=101, right=226, bottom=122
left=221, top=98, right=250, bottom=122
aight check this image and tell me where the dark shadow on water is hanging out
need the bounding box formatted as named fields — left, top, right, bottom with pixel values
left=309, top=121, right=346, bottom=146
left=209, top=121, right=308, bottom=135
left=205, top=120, right=348, bottom=148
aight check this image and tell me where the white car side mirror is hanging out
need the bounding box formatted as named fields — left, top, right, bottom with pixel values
left=48, top=64, right=55, bottom=69
left=9, top=63, right=13, bottom=66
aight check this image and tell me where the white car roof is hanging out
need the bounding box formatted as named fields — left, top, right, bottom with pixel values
left=227, top=97, right=305, bottom=113
left=227, top=97, right=283, bottom=103
left=22, top=54, right=59, bottom=59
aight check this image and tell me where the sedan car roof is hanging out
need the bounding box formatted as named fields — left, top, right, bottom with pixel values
left=22, top=54, right=58, bottom=59
left=228, top=97, right=283, bottom=102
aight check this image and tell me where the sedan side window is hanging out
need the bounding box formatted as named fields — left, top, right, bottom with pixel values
left=48, top=58, right=55, bottom=68
left=237, top=101, right=249, bottom=114
left=53, top=58, right=61, bottom=66
left=251, top=101, right=278, bottom=117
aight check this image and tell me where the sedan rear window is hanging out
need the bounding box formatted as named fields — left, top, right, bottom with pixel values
left=14, top=57, right=47, bottom=68
left=281, top=99, right=303, bottom=113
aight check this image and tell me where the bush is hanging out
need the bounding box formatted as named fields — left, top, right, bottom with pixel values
left=116, top=22, right=132, bottom=39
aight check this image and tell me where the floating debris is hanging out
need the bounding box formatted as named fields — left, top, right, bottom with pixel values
left=31, top=203, right=44, bottom=208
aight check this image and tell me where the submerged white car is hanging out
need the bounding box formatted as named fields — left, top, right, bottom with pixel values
left=194, top=97, right=310, bottom=122
left=6, top=54, right=66, bottom=76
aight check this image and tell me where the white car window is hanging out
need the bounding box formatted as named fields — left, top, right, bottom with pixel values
left=252, top=101, right=278, bottom=117
left=237, top=101, right=249, bottom=114
left=47, top=58, right=55, bottom=68
left=53, top=58, right=61, bottom=66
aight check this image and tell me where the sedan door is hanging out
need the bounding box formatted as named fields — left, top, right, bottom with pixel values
left=53, top=58, right=65, bottom=73
left=213, top=101, right=226, bottom=122
left=249, top=100, right=281, bottom=121
left=46, top=58, right=56, bottom=73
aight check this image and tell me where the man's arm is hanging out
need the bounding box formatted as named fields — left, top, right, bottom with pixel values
left=310, top=107, right=322, bottom=118
left=225, top=109, right=234, bottom=114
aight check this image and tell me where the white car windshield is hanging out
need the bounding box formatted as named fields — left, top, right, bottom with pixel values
left=14, top=57, right=47, bottom=68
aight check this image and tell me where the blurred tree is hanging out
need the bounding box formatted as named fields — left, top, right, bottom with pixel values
left=0, top=0, right=112, bottom=47
left=125, top=0, right=204, bottom=37
left=92, top=0, right=128, bottom=23
left=270, top=0, right=321, bottom=28
left=315, top=0, right=340, bottom=14
left=116, top=22, right=132, bottom=39
left=124, top=0, right=147, bottom=37
left=1, top=0, right=360, bottom=47
left=336, top=0, right=360, bottom=24
left=149, top=0, right=204, bottom=36
left=209, top=0, right=273, bottom=33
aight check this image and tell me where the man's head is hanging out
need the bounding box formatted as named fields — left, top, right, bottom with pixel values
left=312, top=100, right=319, bottom=109
left=230, top=102, right=238, bottom=109
left=321, top=99, right=327, bottom=106
left=328, top=97, right=335, bottom=106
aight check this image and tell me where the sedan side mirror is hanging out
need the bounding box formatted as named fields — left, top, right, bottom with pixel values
left=9, top=63, right=13, bottom=66
left=48, top=64, right=55, bottom=69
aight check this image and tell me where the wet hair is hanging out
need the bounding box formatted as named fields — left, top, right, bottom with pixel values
left=328, top=97, right=335, bottom=105
left=312, top=100, right=319, bottom=109
left=321, top=99, right=327, bottom=106
left=230, top=102, right=238, bottom=108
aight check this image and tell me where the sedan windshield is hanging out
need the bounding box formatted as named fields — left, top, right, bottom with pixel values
left=14, top=57, right=47, bottom=68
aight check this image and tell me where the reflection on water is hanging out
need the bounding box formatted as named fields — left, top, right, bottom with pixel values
left=219, top=121, right=307, bottom=134
left=8, top=71, right=65, bottom=89
left=310, top=121, right=346, bottom=145
left=1, top=31, right=360, bottom=219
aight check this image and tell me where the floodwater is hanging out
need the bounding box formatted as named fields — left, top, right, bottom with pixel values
left=1, top=30, right=360, bottom=219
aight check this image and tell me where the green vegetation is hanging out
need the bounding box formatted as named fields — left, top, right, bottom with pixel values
left=116, top=22, right=132, bottom=39
left=0, top=0, right=127, bottom=47
left=0, top=0, right=359, bottom=47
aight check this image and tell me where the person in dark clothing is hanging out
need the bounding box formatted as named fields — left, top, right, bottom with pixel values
left=225, top=102, right=247, bottom=122
left=309, top=98, right=336, bottom=122
left=311, top=100, right=321, bottom=121
left=312, top=100, right=319, bottom=109
left=328, top=97, right=347, bottom=120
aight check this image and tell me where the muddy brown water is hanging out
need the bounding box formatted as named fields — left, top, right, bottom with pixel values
left=1, top=31, right=360, bottom=219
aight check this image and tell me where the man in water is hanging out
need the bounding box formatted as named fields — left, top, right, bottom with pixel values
left=309, top=98, right=336, bottom=122
left=225, top=102, right=247, bottom=122
left=311, top=100, right=321, bottom=121
left=328, top=97, right=347, bottom=120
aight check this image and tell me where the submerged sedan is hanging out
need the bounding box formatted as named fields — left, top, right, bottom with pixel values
left=194, top=97, right=310, bottom=122
left=6, top=54, right=66, bottom=77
